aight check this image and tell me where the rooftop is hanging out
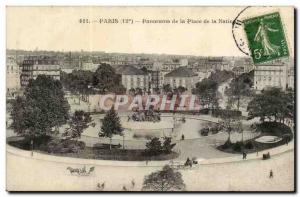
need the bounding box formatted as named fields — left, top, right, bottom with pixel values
left=114, top=65, right=147, bottom=75
left=165, top=66, right=197, bottom=77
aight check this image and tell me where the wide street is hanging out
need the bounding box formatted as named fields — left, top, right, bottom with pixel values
left=6, top=144, right=294, bottom=191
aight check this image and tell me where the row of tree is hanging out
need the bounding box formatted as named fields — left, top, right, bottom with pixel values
left=10, top=75, right=122, bottom=149
left=192, top=78, right=218, bottom=109
left=10, top=75, right=176, bottom=153
left=191, top=70, right=234, bottom=110
left=162, top=84, right=187, bottom=95
left=61, top=63, right=126, bottom=96
left=247, top=87, right=294, bottom=122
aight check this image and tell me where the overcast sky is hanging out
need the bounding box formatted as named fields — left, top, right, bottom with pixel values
left=6, top=6, right=294, bottom=56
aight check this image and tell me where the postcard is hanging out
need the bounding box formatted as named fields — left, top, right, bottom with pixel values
left=6, top=6, right=295, bottom=191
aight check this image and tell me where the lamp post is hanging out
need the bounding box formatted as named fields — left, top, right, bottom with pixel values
left=31, top=139, right=34, bottom=157
left=123, top=134, right=125, bottom=150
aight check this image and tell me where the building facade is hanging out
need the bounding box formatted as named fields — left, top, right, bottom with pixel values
left=80, top=59, right=99, bottom=72
left=20, top=56, right=61, bottom=87
left=254, top=59, right=294, bottom=91
left=164, top=67, right=198, bottom=91
left=114, top=65, right=150, bottom=92
left=6, top=56, right=21, bottom=98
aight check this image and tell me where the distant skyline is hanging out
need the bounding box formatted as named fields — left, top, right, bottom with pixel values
left=6, top=48, right=252, bottom=58
left=7, top=7, right=294, bottom=57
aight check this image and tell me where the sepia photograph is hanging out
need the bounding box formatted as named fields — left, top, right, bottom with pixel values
left=5, top=6, right=295, bottom=192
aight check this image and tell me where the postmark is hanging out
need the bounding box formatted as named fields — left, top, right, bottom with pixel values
left=232, top=6, right=251, bottom=56
left=243, top=12, right=289, bottom=64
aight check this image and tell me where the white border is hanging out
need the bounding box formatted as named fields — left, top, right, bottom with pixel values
left=1, top=0, right=298, bottom=196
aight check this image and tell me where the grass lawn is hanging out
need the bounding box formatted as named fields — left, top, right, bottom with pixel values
left=7, top=137, right=179, bottom=161
left=40, top=147, right=179, bottom=161
left=217, top=121, right=293, bottom=154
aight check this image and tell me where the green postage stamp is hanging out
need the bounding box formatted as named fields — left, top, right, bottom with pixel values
left=243, top=12, right=289, bottom=64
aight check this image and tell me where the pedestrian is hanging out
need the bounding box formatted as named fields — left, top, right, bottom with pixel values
left=245, top=152, right=247, bottom=159
left=185, top=157, right=192, bottom=167
left=181, top=134, right=185, bottom=140
left=242, top=152, right=245, bottom=160
left=131, top=179, right=135, bottom=188
left=269, top=170, right=273, bottom=178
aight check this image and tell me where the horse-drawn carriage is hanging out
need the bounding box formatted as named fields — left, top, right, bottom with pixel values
left=67, top=166, right=95, bottom=176
left=170, top=157, right=203, bottom=170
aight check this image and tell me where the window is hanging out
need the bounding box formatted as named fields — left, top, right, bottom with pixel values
left=137, top=77, right=140, bottom=86
left=130, top=77, right=134, bottom=87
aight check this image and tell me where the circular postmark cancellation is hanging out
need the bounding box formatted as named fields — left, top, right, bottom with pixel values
left=232, top=6, right=251, bottom=56
left=232, top=7, right=290, bottom=64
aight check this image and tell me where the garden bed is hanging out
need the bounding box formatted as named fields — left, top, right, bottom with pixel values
left=7, top=137, right=179, bottom=161
left=217, top=122, right=293, bottom=154
left=44, top=147, right=179, bottom=161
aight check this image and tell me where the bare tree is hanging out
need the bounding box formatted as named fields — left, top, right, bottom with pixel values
left=219, top=109, right=242, bottom=142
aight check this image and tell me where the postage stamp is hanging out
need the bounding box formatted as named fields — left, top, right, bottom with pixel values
left=243, top=12, right=289, bottom=64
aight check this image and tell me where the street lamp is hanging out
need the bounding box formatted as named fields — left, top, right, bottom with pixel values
left=123, top=134, right=125, bottom=150
left=31, top=139, right=34, bottom=156
left=121, top=129, right=125, bottom=150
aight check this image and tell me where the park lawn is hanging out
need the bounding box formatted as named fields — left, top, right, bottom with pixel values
left=7, top=138, right=179, bottom=161
left=39, top=147, right=179, bottom=161
left=217, top=122, right=293, bottom=154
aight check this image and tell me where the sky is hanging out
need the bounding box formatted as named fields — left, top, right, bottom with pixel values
left=6, top=6, right=294, bottom=56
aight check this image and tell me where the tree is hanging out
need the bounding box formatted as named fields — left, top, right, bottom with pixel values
left=285, top=89, right=295, bottom=121
left=219, top=109, right=242, bottom=142
left=225, top=71, right=254, bottom=110
left=61, top=67, right=126, bottom=95
left=162, top=137, right=176, bottom=154
left=61, top=70, right=94, bottom=95
left=140, top=66, right=149, bottom=74
left=144, top=137, right=176, bottom=156
left=10, top=75, right=70, bottom=144
left=142, top=165, right=185, bottom=191
left=61, top=70, right=95, bottom=104
left=162, top=84, right=173, bottom=94
left=247, top=87, right=293, bottom=122
left=176, top=86, right=187, bottom=94
left=63, top=110, right=93, bottom=141
left=135, top=87, right=143, bottom=95
left=208, top=69, right=234, bottom=84
left=99, top=106, right=123, bottom=150
left=93, top=63, right=122, bottom=93
left=109, top=84, right=126, bottom=94
left=193, top=78, right=218, bottom=109
left=145, top=137, right=162, bottom=156
left=10, top=96, right=27, bottom=136
left=173, top=86, right=187, bottom=95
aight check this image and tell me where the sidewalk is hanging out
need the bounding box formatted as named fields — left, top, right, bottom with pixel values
left=6, top=138, right=294, bottom=167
